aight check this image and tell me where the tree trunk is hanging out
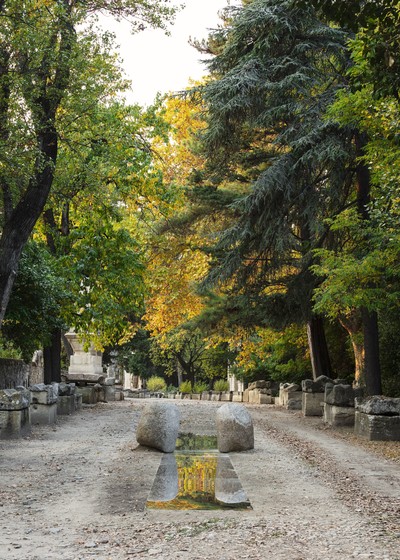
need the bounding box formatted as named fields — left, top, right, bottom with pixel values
left=354, top=131, right=382, bottom=394
left=43, top=328, right=61, bottom=384
left=339, top=313, right=364, bottom=385
left=362, top=308, right=382, bottom=395
left=306, top=315, right=333, bottom=380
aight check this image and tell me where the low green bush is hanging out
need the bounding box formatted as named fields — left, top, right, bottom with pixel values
left=179, top=380, right=192, bottom=394
left=213, top=379, right=229, bottom=392
left=193, top=381, right=208, bottom=394
left=147, top=376, right=167, bottom=392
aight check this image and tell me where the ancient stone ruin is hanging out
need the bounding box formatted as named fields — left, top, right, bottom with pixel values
left=323, top=383, right=364, bottom=427
left=0, top=387, right=31, bottom=439
left=302, top=376, right=336, bottom=417
left=355, top=396, right=400, bottom=441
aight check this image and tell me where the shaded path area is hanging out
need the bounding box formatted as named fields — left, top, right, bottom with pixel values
left=0, top=399, right=399, bottom=559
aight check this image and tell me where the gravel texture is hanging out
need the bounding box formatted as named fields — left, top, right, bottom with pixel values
left=0, top=398, right=399, bottom=560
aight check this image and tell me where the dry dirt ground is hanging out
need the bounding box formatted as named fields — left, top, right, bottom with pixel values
left=0, top=398, right=399, bottom=560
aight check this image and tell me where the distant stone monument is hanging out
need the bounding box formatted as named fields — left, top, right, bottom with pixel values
left=65, top=330, right=104, bottom=383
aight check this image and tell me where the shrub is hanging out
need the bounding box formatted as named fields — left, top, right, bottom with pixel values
left=213, top=379, right=229, bottom=392
left=179, top=380, right=192, bottom=394
left=193, top=381, right=208, bottom=394
left=146, top=376, right=167, bottom=392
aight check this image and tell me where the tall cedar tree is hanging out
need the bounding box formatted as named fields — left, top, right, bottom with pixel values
left=193, top=0, right=357, bottom=380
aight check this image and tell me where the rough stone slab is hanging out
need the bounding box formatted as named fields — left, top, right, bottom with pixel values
left=355, top=411, right=400, bottom=441
left=220, top=392, right=232, bottom=402
left=0, top=388, right=30, bottom=410
left=30, top=383, right=58, bottom=405
left=248, top=380, right=267, bottom=390
left=103, top=377, right=115, bottom=386
left=232, top=392, right=243, bottom=403
left=355, top=396, right=400, bottom=416
left=325, top=384, right=355, bottom=407
left=323, top=403, right=355, bottom=427
left=57, top=382, right=76, bottom=396
left=259, top=394, right=274, bottom=405
left=302, top=392, right=324, bottom=417
left=76, top=385, right=97, bottom=405
left=65, top=373, right=105, bottom=384
left=136, top=402, right=180, bottom=453
left=217, top=403, right=254, bottom=453
left=302, top=376, right=333, bottom=393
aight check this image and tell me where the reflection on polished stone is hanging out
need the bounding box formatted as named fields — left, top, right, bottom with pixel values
left=215, top=455, right=250, bottom=507
left=147, top=448, right=251, bottom=510
left=147, top=454, right=179, bottom=502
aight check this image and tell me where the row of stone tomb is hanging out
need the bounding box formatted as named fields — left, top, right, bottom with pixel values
left=1, top=376, right=399, bottom=441
left=0, top=379, right=122, bottom=439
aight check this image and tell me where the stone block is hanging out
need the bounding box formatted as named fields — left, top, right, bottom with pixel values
left=259, top=394, right=274, bottom=405
left=75, top=393, right=83, bottom=410
left=103, top=377, right=115, bottom=386
left=248, top=380, right=267, bottom=390
left=242, top=389, right=249, bottom=403
left=104, top=385, right=115, bottom=402
left=191, top=393, right=201, bottom=400
left=220, top=392, right=232, bottom=402
left=323, top=403, right=355, bottom=427
left=136, top=402, right=180, bottom=453
left=0, top=408, right=31, bottom=439
left=232, top=392, right=243, bottom=403
left=30, top=402, right=57, bottom=425
left=114, top=389, right=124, bottom=401
left=77, top=385, right=97, bottom=405
left=302, top=376, right=333, bottom=393
left=354, top=411, right=400, bottom=441
left=324, top=384, right=362, bottom=407
left=57, top=395, right=75, bottom=415
left=302, top=392, right=324, bottom=417
left=57, top=382, right=76, bottom=396
left=355, top=396, right=400, bottom=416
left=217, top=403, right=254, bottom=453
left=201, top=392, right=210, bottom=401
left=30, top=383, right=58, bottom=405
left=210, top=391, right=221, bottom=401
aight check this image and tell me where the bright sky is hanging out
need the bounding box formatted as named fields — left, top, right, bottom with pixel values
left=100, top=0, right=232, bottom=106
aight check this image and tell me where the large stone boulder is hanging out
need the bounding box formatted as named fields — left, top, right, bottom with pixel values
left=217, top=403, right=254, bottom=453
left=136, top=402, right=180, bottom=453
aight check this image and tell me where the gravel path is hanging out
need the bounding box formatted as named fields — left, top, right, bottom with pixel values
left=0, top=398, right=399, bottom=560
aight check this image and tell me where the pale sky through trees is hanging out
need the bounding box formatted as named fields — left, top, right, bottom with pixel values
left=100, top=0, right=232, bottom=106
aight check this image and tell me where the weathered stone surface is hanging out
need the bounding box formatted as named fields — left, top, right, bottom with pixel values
left=287, top=397, right=302, bottom=410
left=324, top=384, right=358, bottom=407
left=76, top=385, right=97, bottom=405
left=0, top=388, right=30, bottom=410
left=217, top=403, right=254, bottom=453
left=220, top=392, right=232, bottom=402
left=0, top=358, right=30, bottom=390
left=103, top=377, right=115, bottom=386
left=57, top=382, right=76, bottom=397
left=30, top=383, right=58, bottom=405
left=355, top=411, right=400, bottom=441
left=355, top=396, right=400, bottom=416
left=302, top=376, right=333, bottom=393
left=0, top=408, right=31, bottom=439
left=30, top=402, right=57, bottom=425
left=232, top=392, right=244, bottom=403
left=147, top=454, right=179, bottom=502
left=323, top=403, right=355, bottom=427
left=248, top=380, right=267, bottom=390
left=302, top=392, right=324, bottom=416
left=136, top=402, right=180, bottom=453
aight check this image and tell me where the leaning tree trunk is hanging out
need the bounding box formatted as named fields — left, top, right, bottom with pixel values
left=307, top=315, right=333, bottom=380
left=339, top=312, right=365, bottom=385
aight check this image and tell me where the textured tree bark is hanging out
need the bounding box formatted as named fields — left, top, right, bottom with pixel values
left=339, top=312, right=364, bottom=385
left=43, top=328, right=62, bottom=384
left=307, top=315, right=333, bottom=380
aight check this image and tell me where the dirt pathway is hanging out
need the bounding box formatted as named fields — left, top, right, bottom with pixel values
left=0, top=399, right=399, bottom=560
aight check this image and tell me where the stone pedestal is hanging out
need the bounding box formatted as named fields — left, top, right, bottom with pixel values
left=65, top=331, right=104, bottom=383
left=77, top=385, right=97, bottom=405
left=0, top=388, right=31, bottom=439
left=302, top=392, right=324, bottom=416
left=279, top=383, right=302, bottom=409
left=354, top=397, right=400, bottom=441
left=57, top=383, right=76, bottom=415
left=323, top=403, right=355, bottom=426
left=220, top=392, right=232, bottom=402
left=30, top=384, right=58, bottom=425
